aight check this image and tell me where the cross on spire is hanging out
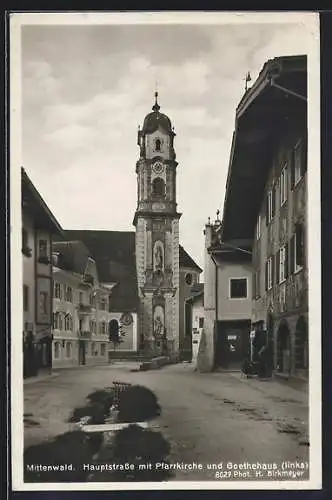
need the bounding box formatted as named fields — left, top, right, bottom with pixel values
left=152, top=83, right=161, bottom=112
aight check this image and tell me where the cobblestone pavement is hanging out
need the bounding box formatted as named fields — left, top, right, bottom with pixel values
left=23, top=362, right=309, bottom=482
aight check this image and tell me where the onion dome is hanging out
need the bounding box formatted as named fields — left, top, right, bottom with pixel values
left=142, top=92, right=173, bottom=134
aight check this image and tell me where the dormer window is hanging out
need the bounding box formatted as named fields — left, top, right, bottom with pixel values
left=155, top=138, right=161, bottom=152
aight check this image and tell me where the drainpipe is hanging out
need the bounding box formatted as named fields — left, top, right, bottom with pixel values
left=210, top=253, right=219, bottom=369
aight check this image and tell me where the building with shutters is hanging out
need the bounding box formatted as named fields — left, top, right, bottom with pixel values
left=221, top=55, right=308, bottom=379
left=22, top=168, right=63, bottom=378
left=51, top=241, right=113, bottom=368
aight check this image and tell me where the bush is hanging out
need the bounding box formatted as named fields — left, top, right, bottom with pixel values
left=117, top=385, right=161, bottom=423
left=68, top=389, right=114, bottom=424
left=110, top=425, right=172, bottom=481
left=24, top=431, right=101, bottom=482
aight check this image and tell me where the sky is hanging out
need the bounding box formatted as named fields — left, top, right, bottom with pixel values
left=21, top=16, right=310, bottom=271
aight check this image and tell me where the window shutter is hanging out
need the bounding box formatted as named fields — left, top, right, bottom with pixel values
left=271, top=256, right=275, bottom=286
left=265, top=261, right=268, bottom=291
left=266, top=195, right=269, bottom=225
left=252, top=272, right=256, bottom=299
left=296, top=223, right=305, bottom=267
left=290, top=235, right=295, bottom=274
left=301, top=136, right=307, bottom=175
left=290, top=149, right=295, bottom=190
left=276, top=250, right=280, bottom=284
left=285, top=243, right=289, bottom=278
left=272, top=186, right=276, bottom=217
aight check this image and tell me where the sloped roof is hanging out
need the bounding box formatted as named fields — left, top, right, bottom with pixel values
left=179, top=245, right=202, bottom=272
left=22, top=168, right=63, bottom=236
left=63, top=230, right=139, bottom=311
left=61, top=230, right=201, bottom=311
left=221, top=55, right=307, bottom=242
left=52, top=240, right=92, bottom=275
left=186, top=283, right=204, bottom=304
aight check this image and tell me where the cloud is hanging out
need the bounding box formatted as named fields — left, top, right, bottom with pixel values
left=21, top=20, right=312, bottom=269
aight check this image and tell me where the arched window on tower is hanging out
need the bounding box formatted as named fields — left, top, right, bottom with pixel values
left=155, top=138, right=161, bottom=152
left=152, top=177, right=165, bottom=197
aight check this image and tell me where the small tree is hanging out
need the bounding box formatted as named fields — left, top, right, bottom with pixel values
left=109, top=319, right=124, bottom=352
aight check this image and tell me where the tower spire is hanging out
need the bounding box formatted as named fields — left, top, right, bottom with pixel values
left=152, top=90, right=160, bottom=112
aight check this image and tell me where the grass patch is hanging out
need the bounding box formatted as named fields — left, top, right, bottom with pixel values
left=68, top=388, right=114, bottom=425
left=91, top=424, right=172, bottom=482
left=117, top=385, right=161, bottom=423
left=24, top=431, right=104, bottom=482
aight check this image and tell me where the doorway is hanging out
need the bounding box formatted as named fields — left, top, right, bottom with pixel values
left=215, top=320, right=250, bottom=369
left=277, top=321, right=291, bottom=373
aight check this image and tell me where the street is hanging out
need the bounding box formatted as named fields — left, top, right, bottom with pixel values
left=24, top=362, right=309, bottom=482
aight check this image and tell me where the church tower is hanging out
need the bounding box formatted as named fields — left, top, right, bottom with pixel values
left=133, top=92, right=181, bottom=356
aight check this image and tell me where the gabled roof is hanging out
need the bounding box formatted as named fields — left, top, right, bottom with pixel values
left=63, top=230, right=139, bottom=311
left=186, top=283, right=204, bottom=304
left=22, top=168, right=63, bottom=236
left=179, top=245, right=202, bottom=272
left=52, top=240, right=93, bottom=276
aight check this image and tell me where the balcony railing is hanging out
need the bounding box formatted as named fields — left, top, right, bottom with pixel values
left=79, top=330, right=92, bottom=339
left=78, top=303, right=93, bottom=313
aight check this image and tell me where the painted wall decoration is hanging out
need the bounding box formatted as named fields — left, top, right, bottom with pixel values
left=153, top=305, right=165, bottom=339
left=120, top=313, right=133, bottom=326
left=153, top=240, right=164, bottom=271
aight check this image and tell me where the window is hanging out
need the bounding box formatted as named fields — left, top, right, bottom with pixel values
left=266, top=187, right=276, bottom=224
left=266, top=257, right=273, bottom=291
left=230, top=278, right=248, bottom=299
left=100, top=299, right=107, bottom=311
left=79, top=318, right=83, bottom=331
left=52, top=312, right=58, bottom=329
left=256, top=214, right=261, bottom=240
left=290, top=223, right=305, bottom=273
left=65, top=314, right=72, bottom=331
left=66, top=342, right=72, bottom=358
left=54, top=342, right=61, bottom=359
left=280, top=165, right=288, bottom=206
left=100, top=343, right=106, bottom=356
left=155, top=138, right=161, bottom=151
left=64, top=286, right=72, bottom=302
left=54, top=282, right=62, bottom=299
left=279, top=245, right=287, bottom=283
left=198, top=317, right=204, bottom=328
left=39, top=239, right=48, bottom=259
left=253, top=270, right=261, bottom=299
left=54, top=312, right=62, bottom=330
left=79, top=291, right=84, bottom=304
left=185, top=273, right=193, bottom=286
left=294, top=141, right=302, bottom=186
left=91, top=342, right=96, bottom=356
left=39, top=291, right=48, bottom=315
left=23, top=285, right=29, bottom=312
left=22, top=228, right=28, bottom=248
left=100, top=321, right=106, bottom=334
left=90, top=320, right=96, bottom=334
left=152, top=177, right=165, bottom=197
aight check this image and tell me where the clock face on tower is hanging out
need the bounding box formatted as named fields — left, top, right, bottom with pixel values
left=152, top=161, right=164, bottom=175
